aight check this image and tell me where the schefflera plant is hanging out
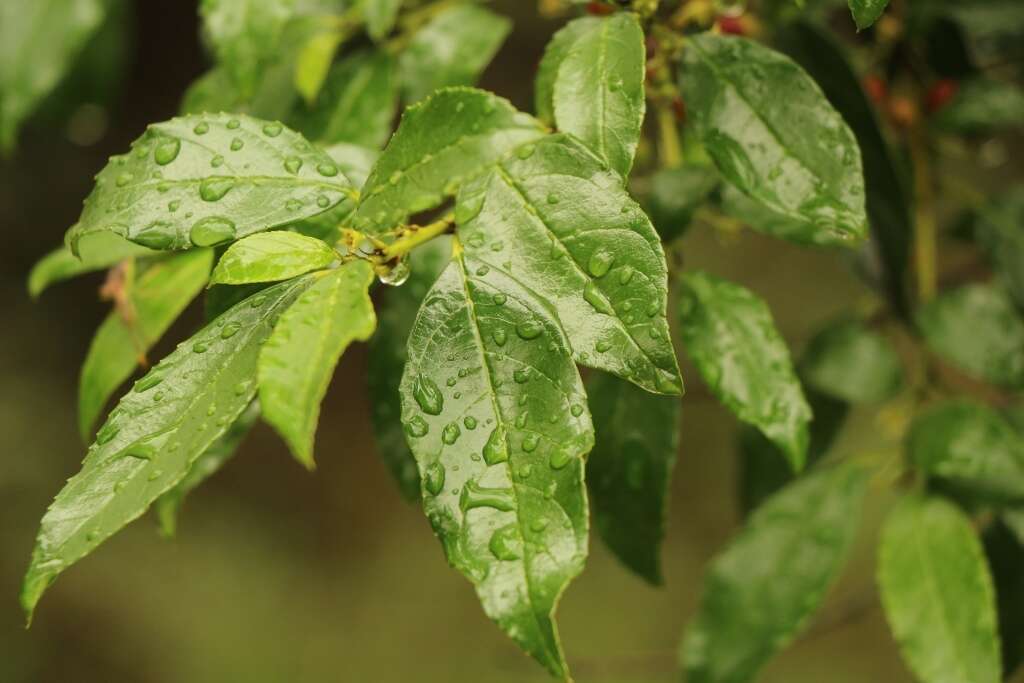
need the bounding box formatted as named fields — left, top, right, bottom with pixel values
left=18, top=0, right=1024, bottom=681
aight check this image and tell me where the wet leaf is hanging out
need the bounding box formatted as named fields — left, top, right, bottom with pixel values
left=210, top=231, right=337, bottom=285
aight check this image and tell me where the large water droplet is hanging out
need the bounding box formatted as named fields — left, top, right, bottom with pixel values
left=549, top=450, right=571, bottom=469
left=405, top=415, right=429, bottom=438
left=513, top=368, right=531, bottom=384
left=412, top=374, right=444, bottom=415
left=515, top=320, right=543, bottom=340
left=134, top=374, right=163, bottom=393
left=284, top=157, right=303, bottom=174
left=190, top=216, right=237, bottom=246
left=193, top=122, right=210, bottom=135
left=482, top=425, right=508, bottom=465
left=220, top=322, right=241, bottom=339
left=459, top=481, right=515, bottom=512
left=154, top=138, right=181, bottom=165
left=96, top=422, right=119, bottom=445
left=317, top=162, right=339, bottom=177
left=489, top=524, right=522, bottom=561
left=570, top=404, right=584, bottom=417
left=516, top=144, right=535, bottom=159
left=424, top=461, right=446, bottom=495
left=588, top=250, right=614, bottom=278
left=492, top=328, right=508, bottom=347
left=263, top=122, right=283, bottom=137
left=230, top=137, right=244, bottom=151
left=583, top=281, right=615, bottom=315
left=442, top=422, right=461, bottom=445
left=522, top=434, right=539, bottom=452
left=464, top=416, right=478, bottom=430
left=199, top=177, right=234, bottom=202
left=134, top=223, right=177, bottom=250
left=378, top=256, right=411, bottom=286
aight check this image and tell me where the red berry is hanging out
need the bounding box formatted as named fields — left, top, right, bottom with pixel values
left=586, top=2, right=615, bottom=15
left=926, top=79, right=959, bottom=113
left=718, top=16, right=745, bottom=35
left=863, top=75, right=887, bottom=104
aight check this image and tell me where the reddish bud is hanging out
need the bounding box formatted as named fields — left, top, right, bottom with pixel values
left=586, top=2, right=615, bottom=15
left=926, top=79, right=959, bottom=113
left=863, top=75, right=887, bottom=104
left=888, top=96, right=917, bottom=128
left=672, top=97, right=687, bottom=123
left=717, top=16, right=745, bottom=35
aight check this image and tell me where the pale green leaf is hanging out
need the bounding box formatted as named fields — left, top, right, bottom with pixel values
left=587, top=372, right=680, bottom=584
left=849, top=0, right=890, bottom=30
left=534, top=17, right=600, bottom=125
left=361, top=0, right=403, bottom=41
left=259, top=260, right=376, bottom=467
left=21, top=276, right=314, bottom=621
left=800, top=319, right=902, bottom=403
left=400, top=250, right=592, bottom=679
left=28, top=231, right=157, bottom=299
left=78, top=249, right=214, bottom=439
left=66, top=112, right=353, bottom=254
left=682, top=463, right=867, bottom=683
left=210, top=232, right=337, bottom=285
left=457, top=134, right=681, bottom=395
left=294, top=27, right=345, bottom=105
left=878, top=494, right=1001, bottom=683
left=678, top=271, right=811, bottom=469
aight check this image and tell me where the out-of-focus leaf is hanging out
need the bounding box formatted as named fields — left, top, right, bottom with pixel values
left=360, top=0, right=403, bottom=41
left=933, top=78, right=1024, bottom=133
left=66, top=113, right=353, bottom=253
left=680, top=34, right=868, bottom=247
left=199, top=0, right=297, bottom=98
left=800, top=319, right=902, bottom=403
left=351, top=88, right=546, bottom=235
left=974, top=189, right=1024, bottom=309
left=457, top=134, right=681, bottom=396
left=878, top=494, right=1001, bottom=683
left=398, top=4, right=510, bottom=105
left=78, top=249, right=213, bottom=439
left=259, top=261, right=376, bottom=467
left=399, top=251, right=592, bottom=679
left=367, top=237, right=450, bottom=501
left=154, top=400, right=260, bottom=537
left=21, top=276, right=314, bottom=621
left=180, top=67, right=245, bottom=116
left=587, top=372, right=680, bottom=584
left=849, top=0, right=890, bottom=30
left=916, top=283, right=1024, bottom=389
left=679, top=271, right=811, bottom=470
left=643, top=165, right=719, bottom=242
left=982, top=520, right=1024, bottom=677
left=682, top=463, right=867, bottom=683
left=907, top=400, right=1024, bottom=505
left=28, top=232, right=157, bottom=299
left=294, top=27, right=345, bottom=105
left=210, top=232, right=337, bottom=285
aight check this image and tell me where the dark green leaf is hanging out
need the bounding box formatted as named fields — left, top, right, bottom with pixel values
left=974, top=188, right=1024, bottom=309
left=982, top=520, right=1024, bottom=677
left=399, top=249, right=592, bottom=679
left=878, top=494, right=1001, bottom=683
left=849, top=0, right=890, bottom=30
left=933, top=78, right=1024, bottom=133
left=154, top=400, right=260, bottom=537
left=800, top=319, right=902, bottom=403
left=66, top=113, right=353, bottom=254
left=680, top=34, right=868, bottom=247
left=682, top=463, right=867, bottom=683
left=210, top=232, right=337, bottom=285
left=907, top=400, right=1024, bottom=505
left=398, top=4, right=511, bottom=105
left=916, top=283, right=1024, bottom=389
left=587, top=372, right=680, bottom=584
left=360, top=0, right=403, bottom=41
left=351, top=88, right=546, bottom=235
left=534, top=16, right=599, bottom=125
left=21, top=276, right=314, bottom=621
left=368, top=237, right=451, bottom=501
left=643, top=165, right=719, bottom=242
left=79, top=249, right=213, bottom=439
left=679, top=271, right=811, bottom=469
left=28, top=232, right=157, bottom=299
left=259, top=261, right=376, bottom=467
left=457, top=134, right=682, bottom=395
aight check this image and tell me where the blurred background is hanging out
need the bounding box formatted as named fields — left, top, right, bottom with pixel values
left=0, top=1, right=1009, bottom=681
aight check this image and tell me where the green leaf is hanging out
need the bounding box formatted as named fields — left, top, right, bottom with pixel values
left=975, top=189, right=1024, bottom=309
left=878, top=494, right=1001, bottom=683
left=682, top=463, right=867, bottom=683
left=678, top=271, right=811, bottom=470
left=0, top=0, right=110, bottom=151
left=21, top=276, right=314, bottom=621
left=210, top=232, right=337, bottom=285
left=259, top=261, right=376, bottom=467
left=292, top=50, right=397, bottom=149
left=284, top=143, right=377, bottom=244
left=907, top=400, right=1024, bottom=505
left=586, top=372, right=680, bottom=584
left=680, top=34, right=868, bottom=247
left=933, top=78, right=1024, bottom=133
left=180, top=67, right=245, bottom=116
left=351, top=88, right=546, bottom=235
left=849, top=0, right=890, bottom=30
left=368, top=237, right=451, bottom=501
left=294, top=26, right=346, bottom=105
left=643, top=165, right=719, bottom=242
left=534, top=17, right=600, bottom=125
left=457, top=134, right=682, bottom=396
left=399, top=249, right=593, bottom=679
left=800, top=319, right=902, bottom=403
left=28, top=232, right=157, bottom=299
left=982, top=520, right=1024, bottom=677
left=66, top=112, right=353, bottom=254
left=154, top=399, right=260, bottom=537
left=78, top=249, right=214, bottom=440
left=916, top=283, right=1024, bottom=389
left=360, top=0, right=403, bottom=41
left=323, top=142, right=378, bottom=188
left=398, top=4, right=511, bottom=105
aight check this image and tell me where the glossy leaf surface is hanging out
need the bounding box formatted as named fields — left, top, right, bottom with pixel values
left=849, top=0, right=890, bottom=30
left=678, top=271, right=810, bottom=470
left=534, top=17, right=599, bottom=125
left=210, top=231, right=337, bottom=285
left=400, top=251, right=592, bottom=678
left=800, top=319, right=902, bottom=403
left=457, top=134, right=681, bottom=396
left=878, top=494, right=1001, bottom=683
left=259, top=261, right=376, bottom=467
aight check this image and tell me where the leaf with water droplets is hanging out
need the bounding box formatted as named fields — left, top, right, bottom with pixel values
left=210, top=231, right=336, bottom=285
left=457, top=134, right=682, bottom=396
left=66, top=112, right=353, bottom=254
left=680, top=34, right=867, bottom=246
left=541, top=12, right=645, bottom=178
left=848, top=0, right=890, bottom=30
left=352, top=87, right=547, bottom=235
left=586, top=372, right=680, bottom=585
left=878, top=494, right=1001, bottom=683
left=28, top=231, right=158, bottom=299
left=916, top=283, right=1024, bottom=390
left=678, top=271, right=811, bottom=470
left=21, top=276, right=314, bottom=621
left=400, top=250, right=593, bottom=678
left=154, top=400, right=260, bottom=537
left=682, top=463, right=867, bottom=683
left=398, top=4, right=511, bottom=105
left=259, top=261, right=376, bottom=468
left=368, top=237, right=451, bottom=501
left=79, top=249, right=214, bottom=440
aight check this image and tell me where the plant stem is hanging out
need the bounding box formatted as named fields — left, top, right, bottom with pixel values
left=909, top=125, right=937, bottom=303
left=656, top=105, right=683, bottom=169
left=383, top=213, right=455, bottom=260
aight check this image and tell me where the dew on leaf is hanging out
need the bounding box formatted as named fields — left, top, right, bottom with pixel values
left=413, top=374, right=444, bottom=415
left=442, top=422, right=461, bottom=445
left=482, top=425, right=508, bottom=465
left=424, top=461, right=445, bottom=495
left=154, top=138, right=181, bottom=165
left=515, top=320, right=543, bottom=340
left=199, top=177, right=234, bottom=202
left=190, top=216, right=236, bottom=246
left=405, top=415, right=429, bottom=438
left=587, top=249, right=614, bottom=278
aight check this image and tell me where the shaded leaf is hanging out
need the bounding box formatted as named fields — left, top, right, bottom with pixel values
left=849, top=0, right=890, bottom=30
left=28, top=232, right=156, bottom=299
left=360, top=0, right=403, bottom=41
left=982, top=520, right=1024, bottom=677
left=259, top=261, right=376, bottom=467
left=643, top=165, right=719, bottom=242
left=878, top=494, right=1001, bottom=683
left=399, top=250, right=592, bottom=679
left=210, top=231, right=337, bottom=285
left=294, top=26, right=346, bottom=105
left=800, top=319, right=902, bottom=403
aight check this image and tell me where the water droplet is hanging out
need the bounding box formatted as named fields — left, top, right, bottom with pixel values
left=596, top=339, right=611, bottom=353
left=133, top=222, right=177, bottom=250
left=459, top=480, right=515, bottom=512
left=413, top=374, right=444, bottom=415
left=210, top=154, right=224, bottom=168
left=190, top=216, right=237, bottom=246
left=446, top=377, right=457, bottom=387
left=234, top=381, right=250, bottom=396
left=530, top=518, right=549, bottom=532
left=489, top=524, right=521, bottom=561
left=522, top=434, right=539, bottom=452
left=199, top=177, right=234, bottom=202
left=388, top=170, right=402, bottom=185
left=587, top=250, right=614, bottom=278
left=148, top=469, right=163, bottom=481
left=168, top=200, right=181, bottom=212
left=455, top=194, right=484, bottom=224
left=405, top=415, right=429, bottom=438
left=475, top=265, right=490, bottom=276
left=490, top=241, right=504, bottom=252
left=516, top=144, right=535, bottom=159
left=114, top=481, right=127, bottom=493
left=546, top=193, right=559, bottom=205
left=482, top=425, right=508, bottom=465
left=570, top=404, right=584, bottom=417
left=655, top=368, right=682, bottom=394
left=220, top=322, right=241, bottom=339
left=646, top=300, right=660, bottom=317
left=96, top=423, right=119, bottom=445
left=492, top=328, right=507, bottom=347
left=424, top=462, right=445, bottom=495
left=549, top=450, right=572, bottom=470
left=317, top=162, right=339, bottom=177
left=263, top=122, right=283, bottom=137
left=230, top=137, right=244, bottom=151
left=194, top=122, right=210, bottom=135
left=115, top=172, right=133, bottom=187
left=515, top=320, right=543, bottom=340
left=378, top=256, right=411, bottom=286
left=583, top=281, right=615, bottom=315
left=618, top=265, right=635, bottom=285
left=464, top=416, right=478, bottom=430
left=226, top=118, right=240, bottom=129
left=154, top=138, right=181, bottom=165
left=134, top=374, right=163, bottom=393
left=192, top=342, right=209, bottom=354
left=286, top=198, right=303, bottom=212
left=513, top=368, right=530, bottom=384
left=442, top=422, right=461, bottom=445
left=492, top=293, right=507, bottom=306
left=316, top=195, right=330, bottom=208
left=284, top=157, right=303, bottom=174
left=250, top=295, right=267, bottom=308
